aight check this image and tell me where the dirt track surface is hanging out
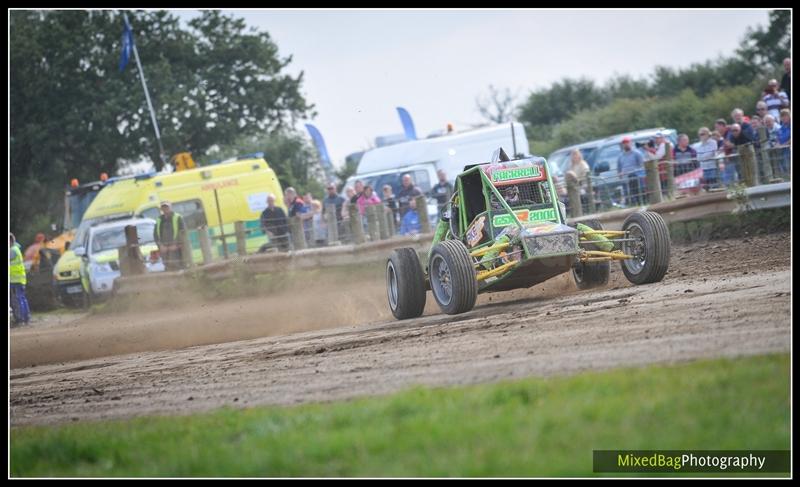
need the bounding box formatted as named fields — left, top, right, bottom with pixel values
left=10, top=232, right=791, bottom=426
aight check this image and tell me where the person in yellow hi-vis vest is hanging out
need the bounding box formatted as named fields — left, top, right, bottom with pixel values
left=153, top=201, right=186, bottom=272
left=9, top=233, right=31, bottom=326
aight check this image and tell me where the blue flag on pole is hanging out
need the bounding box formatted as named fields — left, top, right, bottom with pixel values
left=396, top=107, right=417, bottom=140
left=304, top=124, right=333, bottom=174
left=119, top=18, right=133, bottom=72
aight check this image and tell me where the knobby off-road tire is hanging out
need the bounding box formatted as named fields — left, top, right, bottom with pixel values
left=573, top=219, right=610, bottom=290
left=428, top=240, right=478, bottom=315
left=386, top=248, right=427, bottom=320
left=621, top=211, right=671, bottom=285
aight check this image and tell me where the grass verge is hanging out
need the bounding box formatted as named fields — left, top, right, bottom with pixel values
left=11, top=353, right=790, bottom=477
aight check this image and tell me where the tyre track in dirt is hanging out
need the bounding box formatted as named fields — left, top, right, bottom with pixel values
left=10, top=233, right=791, bottom=426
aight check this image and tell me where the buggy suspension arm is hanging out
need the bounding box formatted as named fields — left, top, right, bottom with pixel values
left=578, top=250, right=633, bottom=262
left=476, top=260, right=519, bottom=281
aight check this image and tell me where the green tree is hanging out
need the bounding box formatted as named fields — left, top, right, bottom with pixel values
left=10, top=10, right=313, bottom=244
left=517, top=78, right=603, bottom=128
left=519, top=10, right=788, bottom=156
left=736, top=10, right=791, bottom=72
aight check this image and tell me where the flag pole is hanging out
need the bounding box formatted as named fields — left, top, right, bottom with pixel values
left=123, top=12, right=166, bottom=167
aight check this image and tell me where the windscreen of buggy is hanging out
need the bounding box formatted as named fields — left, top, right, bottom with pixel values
left=489, top=180, right=554, bottom=212
left=91, top=223, right=155, bottom=254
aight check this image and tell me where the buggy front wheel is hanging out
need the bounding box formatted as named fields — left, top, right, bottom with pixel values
left=428, top=240, right=478, bottom=315
left=620, top=211, right=671, bottom=284
left=386, top=248, right=427, bottom=320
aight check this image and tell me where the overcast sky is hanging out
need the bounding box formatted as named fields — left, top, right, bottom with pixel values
left=175, top=9, right=771, bottom=167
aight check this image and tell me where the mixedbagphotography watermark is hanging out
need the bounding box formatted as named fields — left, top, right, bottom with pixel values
left=593, top=450, right=790, bottom=473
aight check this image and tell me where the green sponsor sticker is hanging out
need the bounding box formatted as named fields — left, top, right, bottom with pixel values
left=491, top=165, right=541, bottom=182
left=492, top=207, right=558, bottom=227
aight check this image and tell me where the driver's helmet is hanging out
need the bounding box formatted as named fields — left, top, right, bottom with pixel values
left=503, top=185, right=521, bottom=205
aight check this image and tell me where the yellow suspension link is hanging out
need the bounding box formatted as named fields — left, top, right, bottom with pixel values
left=470, top=242, right=510, bottom=258
left=476, top=260, right=519, bottom=281
left=580, top=230, right=627, bottom=237
left=579, top=250, right=633, bottom=262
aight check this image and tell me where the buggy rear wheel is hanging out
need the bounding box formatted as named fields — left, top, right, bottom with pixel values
left=572, top=219, right=610, bottom=290
left=386, top=248, right=427, bottom=320
left=620, top=211, right=671, bottom=284
left=429, top=240, right=477, bottom=315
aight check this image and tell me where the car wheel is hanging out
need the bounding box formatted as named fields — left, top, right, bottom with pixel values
left=428, top=240, right=477, bottom=315
left=386, top=248, right=427, bottom=320
left=620, top=211, right=671, bottom=285
left=572, top=219, right=610, bottom=290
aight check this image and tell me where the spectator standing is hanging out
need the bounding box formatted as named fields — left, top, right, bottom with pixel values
left=646, top=131, right=670, bottom=193
left=351, top=180, right=364, bottom=205
left=322, top=183, right=346, bottom=236
left=693, top=127, right=720, bottom=189
left=9, top=233, right=30, bottom=326
left=780, top=58, right=791, bottom=100
left=777, top=109, right=791, bottom=175
left=730, top=109, right=756, bottom=142
left=301, top=193, right=316, bottom=244
left=749, top=116, right=763, bottom=150
left=778, top=109, right=792, bottom=145
left=714, top=119, right=729, bottom=151
left=342, top=186, right=356, bottom=222
left=284, top=187, right=308, bottom=246
left=617, top=136, right=646, bottom=206
left=259, top=193, right=289, bottom=252
left=399, top=198, right=421, bottom=236
left=284, top=187, right=305, bottom=217
left=755, top=100, right=769, bottom=121
left=356, top=185, right=381, bottom=216
left=710, top=130, right=724, bottom=153
left=310, top=200, right=327, bottom=247
left=566, top=148, right=591, bottom=184
left=565, top=148, right=592, bottom=211
left=673, top=133, right=698, bottom=175
left=382, top=184, right=399, bottom=230
left=430, top=170, right=453, bottom=212
left=153, top=201, right=186, bottom=271
left=763, top=115, right=782, bottom=147
left=762, top=79, right=789, bottom=119
left=645, top=132, right=668, bottom=161
left=721, top=123, right=751, bottom=184
left=397, top=173, right=422, bottom=217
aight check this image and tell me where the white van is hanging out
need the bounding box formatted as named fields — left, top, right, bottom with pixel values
left=345, top=123, right=529, bottom=220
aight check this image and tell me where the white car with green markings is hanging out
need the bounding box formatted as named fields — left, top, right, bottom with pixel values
left=72, top=218, right=164, bottom=299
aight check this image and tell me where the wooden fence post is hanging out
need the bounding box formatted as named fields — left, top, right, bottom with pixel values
left=366, top=204, right=381, bottom=241
left=234, top=221, right=247, bottom=256
left=664, top=142, right=675, bottom=200
left=325, top=204, right=339, bottom=245
left=289, top=216, right=307, bottom=250
left=566, top=175, right=582, bottom=217
left=645, top=159, right=662, bottom=204
left=415, top=195, right=431, bottom=233
left=198, top=226, right=213, bottom=264
left=348, top=204, right=365, bottom=245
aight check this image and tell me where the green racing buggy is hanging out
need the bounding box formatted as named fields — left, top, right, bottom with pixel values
left=386, top=148, right=671, bottom=319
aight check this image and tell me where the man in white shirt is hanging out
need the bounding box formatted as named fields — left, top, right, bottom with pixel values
left=692, top=127, right=720, bottom=190
left=646, top=132, right=668, bottom=161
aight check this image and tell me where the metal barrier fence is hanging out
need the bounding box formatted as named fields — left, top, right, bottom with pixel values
left=265, top=195, right=434, bottom=249
left=181, top=141, right=790, bottom=263
left=117, top=139, right=789, bottom=272
left=561, top=141, right=791, bottom=218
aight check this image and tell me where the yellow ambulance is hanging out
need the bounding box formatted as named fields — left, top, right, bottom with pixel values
left=53, top=154, right=286, bottom=305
